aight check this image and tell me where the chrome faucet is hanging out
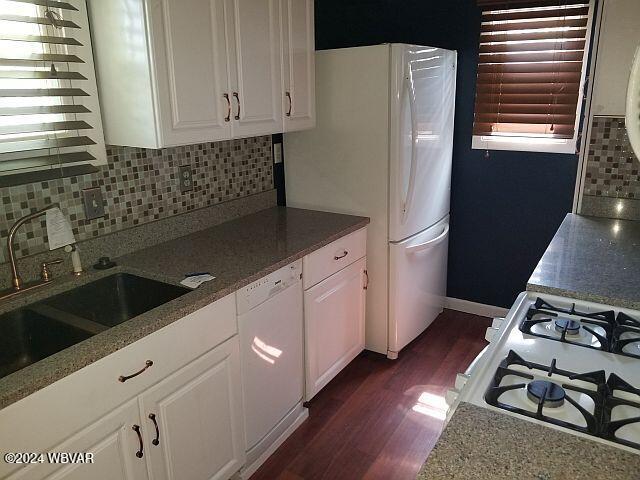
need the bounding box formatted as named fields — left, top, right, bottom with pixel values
left=6, top=203, right=60, bottom=292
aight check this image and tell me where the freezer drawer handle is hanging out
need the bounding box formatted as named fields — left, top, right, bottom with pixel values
left=334, top=250, right=348, bottom=260
left=406, top=224, right=449, bottom=254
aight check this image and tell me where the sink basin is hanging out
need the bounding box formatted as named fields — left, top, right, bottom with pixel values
left=42, top=273, right=190, bottom=327
left=0, top=309, right=93, bottom=379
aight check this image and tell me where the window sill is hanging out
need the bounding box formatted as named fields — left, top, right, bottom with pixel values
left=0, top=164, right=99, bottom=188
left=472, top=135, right=578, bottom=155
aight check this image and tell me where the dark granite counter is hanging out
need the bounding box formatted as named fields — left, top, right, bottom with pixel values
left=0, top=207, right=369, bottom=409
left=418, top=403, right=639, bottom=479
left=527, top=213, right=640, bottom=309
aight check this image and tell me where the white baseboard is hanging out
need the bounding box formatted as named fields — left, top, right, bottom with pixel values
left=444, top=297, right=508, bottom=319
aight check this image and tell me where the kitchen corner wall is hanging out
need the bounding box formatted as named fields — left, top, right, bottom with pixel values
left=0, top=136, right=273, bottom=264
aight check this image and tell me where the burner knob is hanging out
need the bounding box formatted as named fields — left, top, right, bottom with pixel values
left=491, top=317, right=505, bottom=329
left=485, top=326, right=499, bottom=342
left=455, top=373, right=470, bottom=391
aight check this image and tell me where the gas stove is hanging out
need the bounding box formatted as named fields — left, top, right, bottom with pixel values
left=447, top=292, right=640, bottom=454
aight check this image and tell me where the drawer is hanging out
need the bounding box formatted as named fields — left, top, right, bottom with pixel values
left=303, top=227, right=367, bottom=289
left=0, top=293, right=236, bottom=477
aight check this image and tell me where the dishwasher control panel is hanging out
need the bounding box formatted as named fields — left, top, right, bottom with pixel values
left=236, top=259, right=302, bottom=315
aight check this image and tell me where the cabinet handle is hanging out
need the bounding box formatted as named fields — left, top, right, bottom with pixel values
left=149, top=413, right=160, bottom=446
left=364, top=269, right=369, bottom=290
left=285, top=91, right=292, bottom=117
left=118, top=360, right=153, bottom=383
left=233, top=92, right=240, bottom=120
left=132, top=425, right=144, bottom=458
left=223, top=93, right=231, bottom=122
left=334, top=250, right=348, bottom=260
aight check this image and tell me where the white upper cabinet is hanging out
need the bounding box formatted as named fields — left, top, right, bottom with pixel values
left=226, top=0, right=284, bottom=137
left=89, top=0, right=315, bottom=148
left=281, top=0, right=316, bottom=131
left=148, top=0, right=232, bottom=146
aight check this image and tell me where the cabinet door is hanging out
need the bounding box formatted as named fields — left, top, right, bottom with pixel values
left=7, top=399, right=147, bottom=480
left=148, top=0, right=232, bottom=145
left=139, top=337, right=245, bottom=480
left=304, top=257, right=367, bottom=400
left=281, top=0, right=315, bottom=131
left=226, top=0, right=283, bottom=137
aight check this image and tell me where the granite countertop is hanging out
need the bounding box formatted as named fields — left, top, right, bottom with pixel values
left=0, top=207, right=369, bottom=410
left=418, top=403, right=639, bottom=479
left=527, top=213, right=640, bottom=309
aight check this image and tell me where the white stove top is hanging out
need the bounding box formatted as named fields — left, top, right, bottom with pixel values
left=451, top=291, right=640, bottom=454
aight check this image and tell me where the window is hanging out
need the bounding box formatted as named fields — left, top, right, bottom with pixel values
left=0, top=0, right=105, bottom=186
left=472, top=1, right=594, bottom=154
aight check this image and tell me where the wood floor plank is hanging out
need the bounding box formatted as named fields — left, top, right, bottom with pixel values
left=249, top=309, right=492, bottom=480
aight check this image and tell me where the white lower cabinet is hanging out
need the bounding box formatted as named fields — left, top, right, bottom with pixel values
left=304, top=256, right=367, bottom=400
left=8, top=399, right=146, bottom=480
left=140, top=338, right=245, bottom=480
left=1, top=294, right=244, bottom=480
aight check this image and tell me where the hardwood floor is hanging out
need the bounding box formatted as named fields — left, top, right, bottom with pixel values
left=250, top=309, right=491, bottom=480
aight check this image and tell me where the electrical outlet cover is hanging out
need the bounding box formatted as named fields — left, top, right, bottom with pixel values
left=82, top=187, right=105, bottom=220
left=179, top=165, right=194, bottom=193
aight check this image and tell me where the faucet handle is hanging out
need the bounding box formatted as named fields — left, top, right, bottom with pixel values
left=40, top=258, right=63, bottom=282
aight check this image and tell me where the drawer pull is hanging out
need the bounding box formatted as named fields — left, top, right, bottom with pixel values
left=334, top=250, right=348, bottom=260
left=132, top=425, right=144, bottom=458
left=118, top=360, right=153, bottom=383
left=149, top=413, right=160, bottom=446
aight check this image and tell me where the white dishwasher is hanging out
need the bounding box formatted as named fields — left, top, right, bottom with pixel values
left=236, top=259, right=308, bottom=478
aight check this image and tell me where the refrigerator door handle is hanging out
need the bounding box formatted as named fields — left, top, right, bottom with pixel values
left=401, top=76, right=419, bottom=222
left=405, top=223, right=449, bottom=254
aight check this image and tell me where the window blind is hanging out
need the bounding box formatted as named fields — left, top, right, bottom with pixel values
left=473, top=2, right=591, bottom=142
left=0, top=0, right=105, bottom=184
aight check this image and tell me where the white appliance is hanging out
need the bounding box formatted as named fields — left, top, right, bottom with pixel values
left=447, top=292, right=640, bottom=454
left=236, top=260, right=308, bottom=477
left=626, top=44, right=640, bottom=159
left=285, top=44, right=457, bottom=358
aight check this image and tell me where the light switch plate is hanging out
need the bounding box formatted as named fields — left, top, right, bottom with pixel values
left=179, top=165, right=194, bottom=193
left=82, top=187, right=105, bottom=220
left=273, top=143, right=283, bottom=164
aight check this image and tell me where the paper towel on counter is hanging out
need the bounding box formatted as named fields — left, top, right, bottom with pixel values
left=46, top=207, right=76, bottom=250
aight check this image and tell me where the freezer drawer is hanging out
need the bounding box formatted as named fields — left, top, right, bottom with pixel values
left=388, top=216, right=449, bottom=356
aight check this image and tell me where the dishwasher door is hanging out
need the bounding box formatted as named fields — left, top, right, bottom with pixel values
left=238, top=280, right=304, bottom=451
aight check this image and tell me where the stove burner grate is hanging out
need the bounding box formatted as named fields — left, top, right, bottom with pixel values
left=520, top=298, right=617, bottom=351
left=485, top=351, right=640, bottom=451
left=612, top=312, right=640, bottom=359
left=526, top=380, right=566, bottom=408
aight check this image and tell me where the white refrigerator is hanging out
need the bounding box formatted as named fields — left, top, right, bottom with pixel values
left=284, top=44, right=457, bottom=358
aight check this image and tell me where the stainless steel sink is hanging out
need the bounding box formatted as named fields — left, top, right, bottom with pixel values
left=41, top=273, right=190, bottom=327
left=0, top=273, right=189, bottom=380
left=0, top=309, right=93, bottom=379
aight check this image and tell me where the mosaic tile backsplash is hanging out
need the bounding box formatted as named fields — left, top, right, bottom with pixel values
left=583, top=117, right=639, bottom=198
left=0, top=136, right=273, bottom=264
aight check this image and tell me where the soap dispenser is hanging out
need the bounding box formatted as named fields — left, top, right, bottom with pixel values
left=64, top=244, right=84, bottom=276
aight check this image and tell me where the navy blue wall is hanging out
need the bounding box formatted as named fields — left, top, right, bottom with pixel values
left=315, top=0, right=578, bottom=308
